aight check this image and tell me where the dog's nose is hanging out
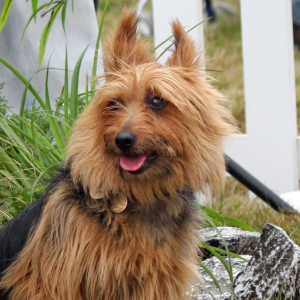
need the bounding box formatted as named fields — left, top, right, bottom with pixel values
left=115, top=131, right=136, bottom=151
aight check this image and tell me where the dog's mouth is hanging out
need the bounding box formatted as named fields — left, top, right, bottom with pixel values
left=119, top=153, right=157, bottom=174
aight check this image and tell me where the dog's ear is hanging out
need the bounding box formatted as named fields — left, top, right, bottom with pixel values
left=165, top=20, right=201, bottom=69
left=103, top=10, right=152, bottom=72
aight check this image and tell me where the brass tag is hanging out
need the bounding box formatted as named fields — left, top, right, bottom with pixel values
left=90, top=190, right=104, bottom=200
left=111, top=196, right=128, bottom=214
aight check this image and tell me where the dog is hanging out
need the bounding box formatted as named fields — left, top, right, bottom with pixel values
left=0, top=10, right=234, bottom=299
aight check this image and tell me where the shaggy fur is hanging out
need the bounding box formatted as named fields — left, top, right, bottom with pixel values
left=0, top=11, right=234, bottom=300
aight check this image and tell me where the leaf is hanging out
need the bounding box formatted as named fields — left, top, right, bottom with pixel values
left=91, top=0, right=110, bottom=98
left=45, top=58, right=66, bottom=153
left=201, top=208, right=233, bottom=283
left=19, top=81, right=31, bottom=140
left=201, top=206, right=226, bottom=226
left=39, top=1, right=64, bottom=68
left=31, top=0, right=38, bottom=22
left=0, top=142, right=31, bottom=190
left=61, top=0, right=67, bottom=34
left=21, top=2, right=50, bottom=42
left=202, top=243, right=234, bottom=283
left=85, top=73, right=89, bottom=107
left=64, top=46, right=69, bottom=137
left=31, top=100, right=45, bottom=167
left=0, top=0, right=13, bottom=35
left=0, top=57, right=46, bottom=110
left=203, top=244, right=249, bottom=262
left=198, top=259, right=221, bottom=294
left=70, top=43, right=90, bottom=123
left=222, top=215, right=256, bottom=232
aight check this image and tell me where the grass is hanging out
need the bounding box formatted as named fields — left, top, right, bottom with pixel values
left=212, top=178, right=300, bottom=245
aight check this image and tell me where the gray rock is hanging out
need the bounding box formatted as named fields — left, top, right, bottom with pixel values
left=191, top=255, right=250, bottom=300
left=233, top=224, right=300, bottom=299
left=198, top=227, right=260, bottom=259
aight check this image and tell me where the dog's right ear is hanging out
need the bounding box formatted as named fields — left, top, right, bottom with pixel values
left=103, top=10, right=152, bottom=73
left=165, top=19, right=201, bottom=69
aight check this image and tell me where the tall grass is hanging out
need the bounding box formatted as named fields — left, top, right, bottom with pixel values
left=0, top=0, right=106, bottom=222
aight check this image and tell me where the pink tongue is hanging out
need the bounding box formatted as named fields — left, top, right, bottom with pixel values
left=120, top=155, right=147, bottom=172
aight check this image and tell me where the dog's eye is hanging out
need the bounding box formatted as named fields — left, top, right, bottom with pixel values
left=148, top=97, right=167, bottom=110
left=108, top=100, right=122, bottom=111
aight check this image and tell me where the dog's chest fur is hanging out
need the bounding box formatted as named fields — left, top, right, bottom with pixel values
left=0, top=175, right=200, bottom=300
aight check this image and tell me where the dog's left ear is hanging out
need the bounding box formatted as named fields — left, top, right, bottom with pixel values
left=166, top=20, right=201, bottom=69
left=103, top=10, right=153, bottom=73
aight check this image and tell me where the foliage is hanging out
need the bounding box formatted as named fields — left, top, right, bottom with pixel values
left=0, top=0, right=109, bottom=222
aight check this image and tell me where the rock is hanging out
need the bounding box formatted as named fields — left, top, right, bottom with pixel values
left=198, top=227, right=260, bottom=260
left=191, top=255, right=251, bottom=300
left=233, top=224, right=300, bottom=299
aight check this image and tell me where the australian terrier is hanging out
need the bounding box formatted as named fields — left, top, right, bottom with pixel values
left=0, top=10, right=234, bottom=300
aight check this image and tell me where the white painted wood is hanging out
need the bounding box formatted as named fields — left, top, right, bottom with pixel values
left=225, top=0, right=298, bottom=195
left=281, top=191, right=300, bottom=212
left=152, top=0, right=299, bottom=195
left=152, top=0, right=204, bottom=64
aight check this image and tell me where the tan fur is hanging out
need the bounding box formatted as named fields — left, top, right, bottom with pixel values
left=2, top=183, right=200, bottom=299
left=0, top=10, right=235, bottom=299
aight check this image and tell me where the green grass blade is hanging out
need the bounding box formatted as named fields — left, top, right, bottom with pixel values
left=14, top=117, right=63, bottom=160
left=61, top=0, right=67, bottom=34
left=85, top=73, right=89, bottom=107
left=201, top=208, right=233, bottom=283
left=39, top=2, right=64, bottom=68
left=0, top=57, right=46, bottom=109
left=19, top=82, right=31, bottom=140
left=201, top=206, right=226, bottom=226
left=30, top=165, right=55, bottom=202
left=91, top=0, right=110, bottom=98
left=70, top=43, right=90, bottom=123
left=0, top=146, right=31, bottom=190
left=222, top=215, right=256, bottom=232
left=155, top=18, right=210, bottom=60
left=202, top=205, right=256, bottom=232
left=30, top=100, right=45, bottom=168
left=0, top=0, right=13, bottom=35
left=0, top=119, right=43, bottom=171
left=202, top=243, right=234, bottom=283
left=64, top=46, right=69, bottom=137
left=204, top=245, right=249, bottom=262
left=21, top=3, right=50, bottom=42
left=31, top=0, right=38, bottom=22
left=153, top=34, right=173, bottom=52
left=45, top=61, right=66, bottom=153
left=0, top=170, right=22, bottom=188
left=198, top=259, right=222, bottom=293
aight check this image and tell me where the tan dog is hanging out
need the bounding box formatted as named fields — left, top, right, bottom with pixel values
left=0, top=10, right=234, bottom=300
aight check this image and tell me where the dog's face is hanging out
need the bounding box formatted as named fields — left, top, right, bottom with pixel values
left=67, top=11, right=234, bottom=202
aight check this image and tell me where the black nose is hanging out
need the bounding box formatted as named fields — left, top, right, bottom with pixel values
left=115, top=131, right=136, bottom=151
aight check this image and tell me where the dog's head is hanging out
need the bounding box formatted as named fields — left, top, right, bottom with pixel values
left=67, top=10, right=235, bottom=203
